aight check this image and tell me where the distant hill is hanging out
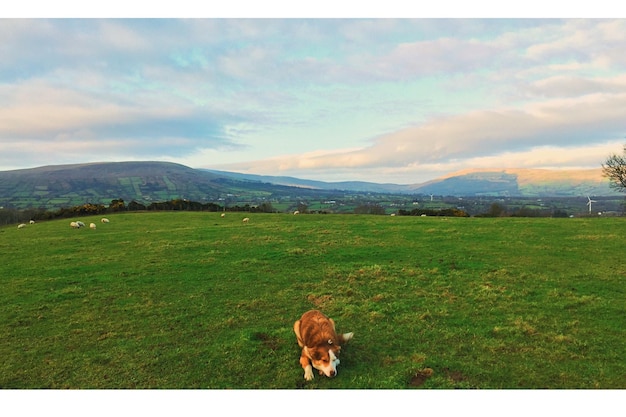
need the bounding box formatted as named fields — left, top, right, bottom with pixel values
left=202, top=169, right=410, bottom=193
left=0, top=161, right=211, bottom=209
left=205, top=167, right=618, bottom=197
left=0, top=161, right=620, bottom=210
left=407, top=168, right=617, bottom=197
left=0, top=161, right=325, bottom=210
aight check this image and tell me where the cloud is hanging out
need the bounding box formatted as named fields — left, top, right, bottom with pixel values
left=216, top=140, right=623, bottom=184
left=213, top=89, right=626, bottom=182
left=524, top=20, right=626, bottom=63
left=527, top=75, right=626, bottom=98
left=3, top=18, right=626, bottom=183
left=372, top=93, right=623, bottom=165
left=0, top=80, right=242, bottom=163
left=370, top=37, right=501, bottom=80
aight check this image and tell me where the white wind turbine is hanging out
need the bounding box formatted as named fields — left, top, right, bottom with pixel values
left=586, top=196, right=597, bottom=214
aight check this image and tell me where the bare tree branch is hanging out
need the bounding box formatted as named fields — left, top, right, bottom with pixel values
left=602, top=145, right=626, bottom=192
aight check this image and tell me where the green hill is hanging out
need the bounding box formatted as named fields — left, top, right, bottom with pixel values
left=0, top=161, right=323, bottom=210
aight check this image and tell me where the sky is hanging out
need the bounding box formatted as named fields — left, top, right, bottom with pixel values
left=2, top=3, right=626, bottom=184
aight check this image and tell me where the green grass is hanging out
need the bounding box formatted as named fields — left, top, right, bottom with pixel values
left=1, top=213, right=625, bottom=389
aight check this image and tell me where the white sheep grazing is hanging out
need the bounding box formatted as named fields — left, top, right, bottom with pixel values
left=242, top=217, right=250, bottom=224
left=70, top=221, right=78, bottom=228
left=101, top=218, right=110, bottom=223
left=90, top=223, right=97, bottom=230
left=221, top=213, right=226, bottom=218
left=293, top=210, right=300, bottom=215
left=29, top=220, right=35, bottom=224
left=18, top=223, right=26, bottom=229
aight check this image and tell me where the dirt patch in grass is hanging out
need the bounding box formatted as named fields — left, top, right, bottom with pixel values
left=307, top=294, right=333, bottom=308
left=250, top=332, right=281, bottom=352
left=409, top=367, right=468, bottom=387
left=442, top=367, right=467, bottom=383
left=409, top=367, right=434, bottom=387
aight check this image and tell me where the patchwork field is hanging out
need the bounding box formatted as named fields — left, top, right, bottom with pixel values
left=1, top=212, right=624, bottom=388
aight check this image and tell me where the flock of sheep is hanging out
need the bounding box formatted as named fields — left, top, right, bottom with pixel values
left=18, top=210, right=304, bottom=229
left=16, top=217, right=111, bottom=229
left=69, top=218, right=110, bottom=230
left=16, top=220, right=35, bottom=229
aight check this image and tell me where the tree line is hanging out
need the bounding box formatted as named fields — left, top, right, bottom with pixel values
left=396, top=208, right=470, bottom=217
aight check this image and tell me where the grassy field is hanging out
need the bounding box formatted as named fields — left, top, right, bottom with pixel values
left=1, top=212, right=624, bottom=389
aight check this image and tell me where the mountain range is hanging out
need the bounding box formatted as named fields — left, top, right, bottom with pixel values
left=205, top=167, right=616, bottom=197
left=0, top=161, right=619, bottom=210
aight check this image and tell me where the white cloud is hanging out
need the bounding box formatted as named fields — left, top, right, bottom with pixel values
left=209, top=88, right=626, bottom=182
left=3, top=18, right=626, bottom=183
left=97, top=20, right=152, bottom=51
left=213, top=140, right=623, bottom=184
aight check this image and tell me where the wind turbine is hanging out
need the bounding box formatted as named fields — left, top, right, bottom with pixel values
left=429, top=194, right=434, bottom=202
left=586, top=196, right=596, bottom=214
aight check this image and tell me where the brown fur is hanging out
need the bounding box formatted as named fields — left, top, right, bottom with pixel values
left=293, top=310, right=353, bottom=380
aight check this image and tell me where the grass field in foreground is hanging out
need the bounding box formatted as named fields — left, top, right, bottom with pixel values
left=1, top=212, right=624, bottom=389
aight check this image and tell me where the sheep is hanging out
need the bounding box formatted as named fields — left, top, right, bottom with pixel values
left=101, top=218, right=110, bottom=223
left=293, top=210, right=300, bottom=215
left=29, top=220, right=35, bottom=224
left=17, top=223, right=26, bottom=229
left=76, top=221, right=86, bottom=228
left=90, top=223, right=97, bottom=230
left=221, top=213, right=226, bottom=218
left=70, top=221, right=79, bottom=228
left=242, top=217, right=250, bottom=224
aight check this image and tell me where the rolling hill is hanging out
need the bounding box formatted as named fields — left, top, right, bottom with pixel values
left=0, top=161, right=321, bottom=210
left=207, top=167, right=618, bottom=197
left=0, top=161, right=620, bottom=210
left=407, top=168, right=617, bottom=197
left=203, top=169, right=411, bottom=193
